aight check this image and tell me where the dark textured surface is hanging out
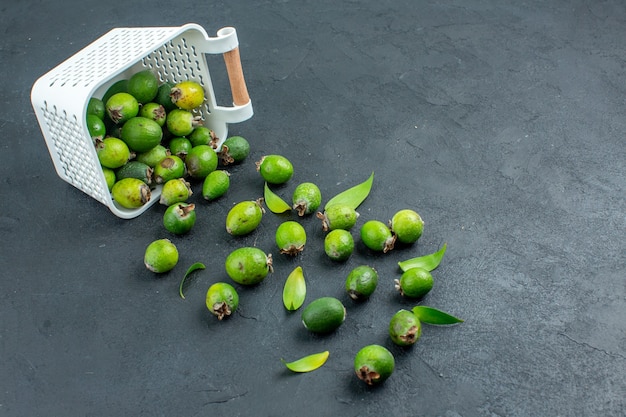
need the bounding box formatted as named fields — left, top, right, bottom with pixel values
left=1, top=1, right=625, bottom=416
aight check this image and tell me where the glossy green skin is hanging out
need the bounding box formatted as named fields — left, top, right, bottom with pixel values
left=138, top=102, right=166, bottom=127
left=106, top=92, right=139, bottom=124
left=258, top=155, right=293, bottom=184
left=275, top=221, right=307, bottom=255
left=102, top=167, right=116, bottom=191
left=153, top=155, right=186, bottom=184
left=225, top=247, right=271, bottom=285
left=354, top=345, right=395, bottom=386
left=115, top=161, right=153, bottom=185
left=144, top=239, right=178, bottom=273
left=301, top=297, right=346, bottom=333
left=345, top=265, right=378, bottom=300
left=220, top=136, right=250, bottom=165
left=168, top=137, right=193, bottom=159
left=127, top=70, right=159, bottom=104
left=120, top=116, right=163, bottom=153
left=202, top=170, right=230, bottom=201
left=189, top=126, right=214, bottom=147
left=391, top=209, right=424, bottom=244
left=292, top=182, right=322, bottom=216
left=96, top=137, right=130, bottom=169
left=397, top=267, right=433, bottom=299
left=86, top=114, right=106, bottom=141
left=389, top=309, right=422, bottom=346
left=324, top=229, right=354, bottom=261
left=136, top=145, right=168, bottom=168
left=160, top=178, right=192, bottom=206
left=111, top=178, right=151, bottom=208
left=320, top=204, right=359, bottom=231
left=185, top=145, right=218, bottom=179
left=360, top=220, right=395, bottom=252
left=163, top=203, right=196, bottom=235
left=87, top=97, right=106, bottom=120
left=206, top=282, right=239, bottom=320
left=166, top=109, right=197, bottom=136
left=226, top=201, right=263, bottom=236
left=155, top=82, right=177, bottom=111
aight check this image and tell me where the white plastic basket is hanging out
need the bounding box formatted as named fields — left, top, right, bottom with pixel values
left=31, top=23, right=253, bottom=219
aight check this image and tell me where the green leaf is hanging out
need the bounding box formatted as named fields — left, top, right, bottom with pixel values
left=281, top=351, right=329, bottom=373
left=264, top=182, right=291, bottom=213
left=413, top=306, right=464, bottom=325
left=179, top=262, right=206, bottom=299
left=324, top=171, right=374, bottom=210
left=398, top=243, right=447, bottom=272
left=283, top=266, right=306, bottom=311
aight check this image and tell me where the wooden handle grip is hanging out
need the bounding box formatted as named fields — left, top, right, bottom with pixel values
left=223, top=47, right=250, bottom=106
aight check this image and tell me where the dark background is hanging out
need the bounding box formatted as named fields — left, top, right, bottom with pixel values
left=1, top=1, right=625, bottom=416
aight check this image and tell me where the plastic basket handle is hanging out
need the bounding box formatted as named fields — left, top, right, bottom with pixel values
left=223, top=46, right=250, bottom=106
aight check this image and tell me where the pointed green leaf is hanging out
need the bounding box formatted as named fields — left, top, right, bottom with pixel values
left=398, top=243, right=447, bottom=272
left=324, top=171, right=374, bottom=210
left=281, top=351, right=329, bottom=373
left=264, top=182, right=291, bottom=213
left=283, top=266, right=306, bottom=311
left=413, top=306, right=464, bottom=325
left=179, top=262, right=206, bottom=299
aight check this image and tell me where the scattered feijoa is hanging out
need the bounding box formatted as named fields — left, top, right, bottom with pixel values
left=206, top=282, right=239, bottom=320
left=324, top=229, right=354, bottom=261
left=144, top=238, right=178, bottom=273
left=185, top=145, right=218, bottom=179
left=153, top=155, right=186, bottom=184
left=301, top=297, right=346, bottom=334
left=390, top=209, right=424, bottom=244
left=317, top=204, right=359, bottom=232
left=275, top=221, right=307, bottom=255
left=202, top=170, right=230, bottom=201
left=225, top=247, right=273, bottom=285
left=345, top=265, right=378, bottom=301
left=354, top=344, right=395, bottom=386
left=189, top=126, right=216, bottom=147
left=111, top=177, right=151, bottom=209
left=292, top=182, right=322, bottom=216
left=256, top=154, right=294, bottom=184
left=219, top=135, right=250, bottom=165
left=160, top=178, right=193, bottom=206
left=163, top=203, right=196, bottom=235
left=226, top=199, right=264, bottom=236
left=360, top=220, right=396, bottom=253
left=389, top=309, right=422, bottom=347
left=394, top=267, right=433, bottom=299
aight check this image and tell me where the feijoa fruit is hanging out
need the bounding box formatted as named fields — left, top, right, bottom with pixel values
left=120, top=116, right=163, bottom=153
left=360, top=220, right=396, bottom=253
left=96, top=137, right=131, bottom=169
left=345, top=265, right=378, bottom=301
left=106, top=92, right=139, bottom=124
left=160, top=178, right=193, bottom=206
left=316, top=204, right=359, bottom=231
left=390, top=209, right=424, bottom=244
left=354, top=344, right=395, bottom=386
left=166, top=108, right=202, bottom=137
left=324, top=229, right=354, bottom=261
left=225, top=247, right=273, bottom=285
left=301, top=297, right=346, bottom=333
left=292, top=182, right=322, bottom=216
left=225, top=199, right=264, bottom=236
left=170, top=80, right=206, bottom=110
left=111, top=177, right=151, bottom=209
left=219, top=135, right=250, bottom=165
left=163, top=202, right=196, bottom=235
left=144, top=238, right=178, bottom=273
left=389, top=309, right=422, bottom=347
left=127, top=70, right=159, bottom=104
left=202, top=170, right=230, bottom=201
left=394, top=267, right=433, bottom=299
left=153, top=155, right=186, bottom=184
left=185, top=145, right=218, bottom=179
left=275, top=221, right=307, bottom=255
left=206, top=282, right=239, bottom=320
left=256, top=154, right=294, bottom=184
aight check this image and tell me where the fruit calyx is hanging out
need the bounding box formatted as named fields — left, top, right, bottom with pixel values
left=383, top=234, right=397, bottom=253
left=316, top=211, right=330, bottom=231
left=176, top=203, right=195, bottom=217
left=219, top=144, right=235, bottom=165
left=266, top=253, right=274, bottom=273
left=212, top=301, right=232, bottom=320
left=108, top=106, right=125, bottom=124
left=357, top=365, right=380, bottom=386
left=279, top=244, right=305, bottom=256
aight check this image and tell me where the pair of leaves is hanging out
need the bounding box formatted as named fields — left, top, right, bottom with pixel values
left=281, top=351, right=329, bottom=373
left=283, top=266, right=306, bottom=311
left=413, top=306, right=464, bottom=325
left=398, top=243, right=447, bottom=272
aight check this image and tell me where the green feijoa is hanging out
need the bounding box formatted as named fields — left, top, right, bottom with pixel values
left=136, top=144, right=169, bottom=168
left=87, top=97, right=106, bottom=120
left=102, top=167, right=116, bottom=191
left=206, top=282, right=239, bottom=320
left=106, top=92, right=139, bottom=124
left=394, top=267, right=433, bottom=299
left=354, top=344, right=395, bottom=386
left=225, top=247, right=273, bottom=285
left=360, top=220, right=396, bottom=253
left=102, top=79, right=128, bottom=105
left=144, top=238, right=178, bottom=273
left=275, top=221, right=306, bottom=256
left=166, top=108, right=202, bottom=137
left=292, top=182, right=322, bottom=216
left=301, top=297, right=346, bottom=334
left=168, top=137, right=193, bottom=159
left=153, top=155, right=186, bottom=184
left=86, top=114, right=106, bottom=142
left=219, top=135, right=250, bottom=165
left=155, top=81, right=177, bottom=112
left=185, top=145, right=218, bottom=179
left=202, top=170, right=230, bottom=201
left=256, top=154, right=294, bottom=184
left=160, top=178, right=193, bottom=205
left=138, top=102, right=167, bottom=127
left=389, top=309, right=422, bottom=347
left=96, top=137, right=131, bottom=169
left=324, top=229, right=354, bottom=261
left=163, top=202, right=196, bottom=235
left=189, top=126, right=216, bottom=147
left=316, top=204, right=359, bottom=232
left=226, top=199, right=264, bottom=236
left=390, top=209, right=424, bottom=244
left=345, top=265, right=378, bottom=301
left=111, top=177, right=151, bottom=209
left=127, top=70, right=159, bottom=104
left=115, top=161, right=153, bottom=185
left=120, top=116, right=163, bottom=153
